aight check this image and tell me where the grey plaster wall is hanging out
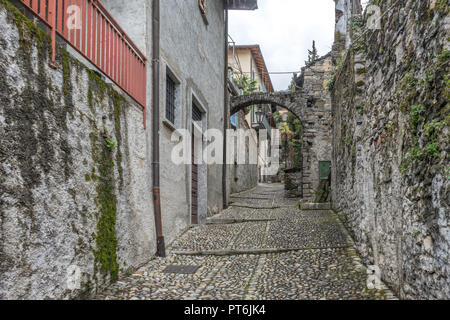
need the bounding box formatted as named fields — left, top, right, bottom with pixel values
left=102, top=0, right=226, bottom=242
left=0, top=2, right=155, bottom=299
left=230, top=111, right=259, bottom=194
left=159, top=0, right=226, bottom=239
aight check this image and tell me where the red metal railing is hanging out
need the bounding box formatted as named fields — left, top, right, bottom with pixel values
left=19, top=0, right=146, bottom=121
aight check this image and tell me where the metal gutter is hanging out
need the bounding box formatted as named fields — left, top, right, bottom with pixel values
left=222, top=5, right=229, bottom=210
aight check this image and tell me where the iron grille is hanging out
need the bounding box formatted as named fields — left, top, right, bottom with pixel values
left=166, top=76, right=176, bottom=124
left=192, top=103, right=203, bottom=122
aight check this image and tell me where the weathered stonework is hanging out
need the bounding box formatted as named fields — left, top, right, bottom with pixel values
left=284, top=169, right=302, bottom=198
left=331, top=0, right=449, bottom=299
left=231, top=55, right=333, bottom=201
left=0, top=3, right=155, bottom=299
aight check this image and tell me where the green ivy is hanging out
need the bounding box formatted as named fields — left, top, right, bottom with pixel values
left=424, top=142, right=440, bottom=158
left=437, top=48, right=450, bottom=64
left=401, top=146, right=423, bottom=173
left=409, top=104, right=426, bottom=133
left=105, top=138, right=117, bottom=151
left=327, top=74, right=336, bottom=92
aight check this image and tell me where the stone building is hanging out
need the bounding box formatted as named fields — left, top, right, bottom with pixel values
left=100, top=0, right=261, bottom=247
left=334, top=0, right=363, bottom=49
left=0, top=0, right=259, bottom=299
left=102, top=0, right=226, bottom=245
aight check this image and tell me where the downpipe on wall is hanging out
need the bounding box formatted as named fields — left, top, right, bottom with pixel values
left=222, top=5, right=229, bottom=210
left=152, top=0, right=165, bottom=257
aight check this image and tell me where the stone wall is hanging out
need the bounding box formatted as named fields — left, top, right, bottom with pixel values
left=331, top=0, right=449, bottom=299
left=0, top=2, right=155, bottom=299
left=297, top=55, right=334, bottom=201
left=284, top=169, right=303, bottom=198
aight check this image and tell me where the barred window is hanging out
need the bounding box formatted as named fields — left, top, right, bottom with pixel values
left=192, top=102, right=203, bottom=122
left=166, top=76, right=176, bottom=125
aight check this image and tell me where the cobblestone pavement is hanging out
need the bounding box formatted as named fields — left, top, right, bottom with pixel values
left=95, top=184, right=396, bottom=300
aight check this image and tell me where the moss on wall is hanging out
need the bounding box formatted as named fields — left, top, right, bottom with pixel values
left=1, top=0, right=51, bottom=55
left=0, top=0, right=135, bottom=293
left=91, top=130, right=119, bottom=284
left=112, top=92, right=124, bottom=191
left=331, top=0, right=449, bottom=299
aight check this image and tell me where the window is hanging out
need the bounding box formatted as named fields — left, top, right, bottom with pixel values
left=192, top=102, right=203, bottom=122
left=230, top=113, right=238, bottom=128
left=198, top=0, right=206, bottom=14
left=166, top=75, right=176, bottom=125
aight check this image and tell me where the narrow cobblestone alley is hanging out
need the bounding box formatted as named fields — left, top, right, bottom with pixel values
left=95, top=184, right=396, bottom=300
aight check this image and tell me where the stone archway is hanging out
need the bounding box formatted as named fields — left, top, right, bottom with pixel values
left=230, top=91, right=309, bottom=198
left=230, top=54, right=334, bottom=202
left=230, top=91, right=307, bottom=121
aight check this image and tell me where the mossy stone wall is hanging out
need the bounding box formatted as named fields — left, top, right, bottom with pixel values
left=331, top=0, right=449, bottom=299
left=0, top=1, right=154, bottom=299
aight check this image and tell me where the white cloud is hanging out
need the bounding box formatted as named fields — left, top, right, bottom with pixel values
left=229, top=0, right=335, bottom=91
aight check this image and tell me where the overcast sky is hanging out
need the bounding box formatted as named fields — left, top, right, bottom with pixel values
left=229, top=0, right=336, bottom=91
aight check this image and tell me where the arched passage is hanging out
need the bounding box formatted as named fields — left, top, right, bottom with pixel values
left=230, top=90, right=308, bottom=198
left=230, top=89, right=333, bottom=202
left=230, top=91, right=307, bottom=120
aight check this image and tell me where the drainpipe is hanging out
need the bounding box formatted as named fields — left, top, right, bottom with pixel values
left=152, top=0, right=165, bottom=257
left=222, top=5, right=229, bottom=209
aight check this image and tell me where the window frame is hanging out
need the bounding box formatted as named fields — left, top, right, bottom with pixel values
left=163, top=64, right=182, bottom=130
left=165, top=75, right=176, bottom=125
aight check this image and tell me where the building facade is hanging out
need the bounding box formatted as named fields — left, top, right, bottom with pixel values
left=228, top=44, right=276, bottom=184
left=0, top=0, right=259, bottom=299
left=227, top=68, right=259, bottom=193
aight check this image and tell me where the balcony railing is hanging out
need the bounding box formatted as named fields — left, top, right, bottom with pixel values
left=18, top=0, right=146, bottom=121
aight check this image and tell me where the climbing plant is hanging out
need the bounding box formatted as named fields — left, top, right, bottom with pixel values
left=274, top=111, right=303, bottom=170
left=287, top=113, right=303, bottom=169
left=233, top=74, right=258, bottom=95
